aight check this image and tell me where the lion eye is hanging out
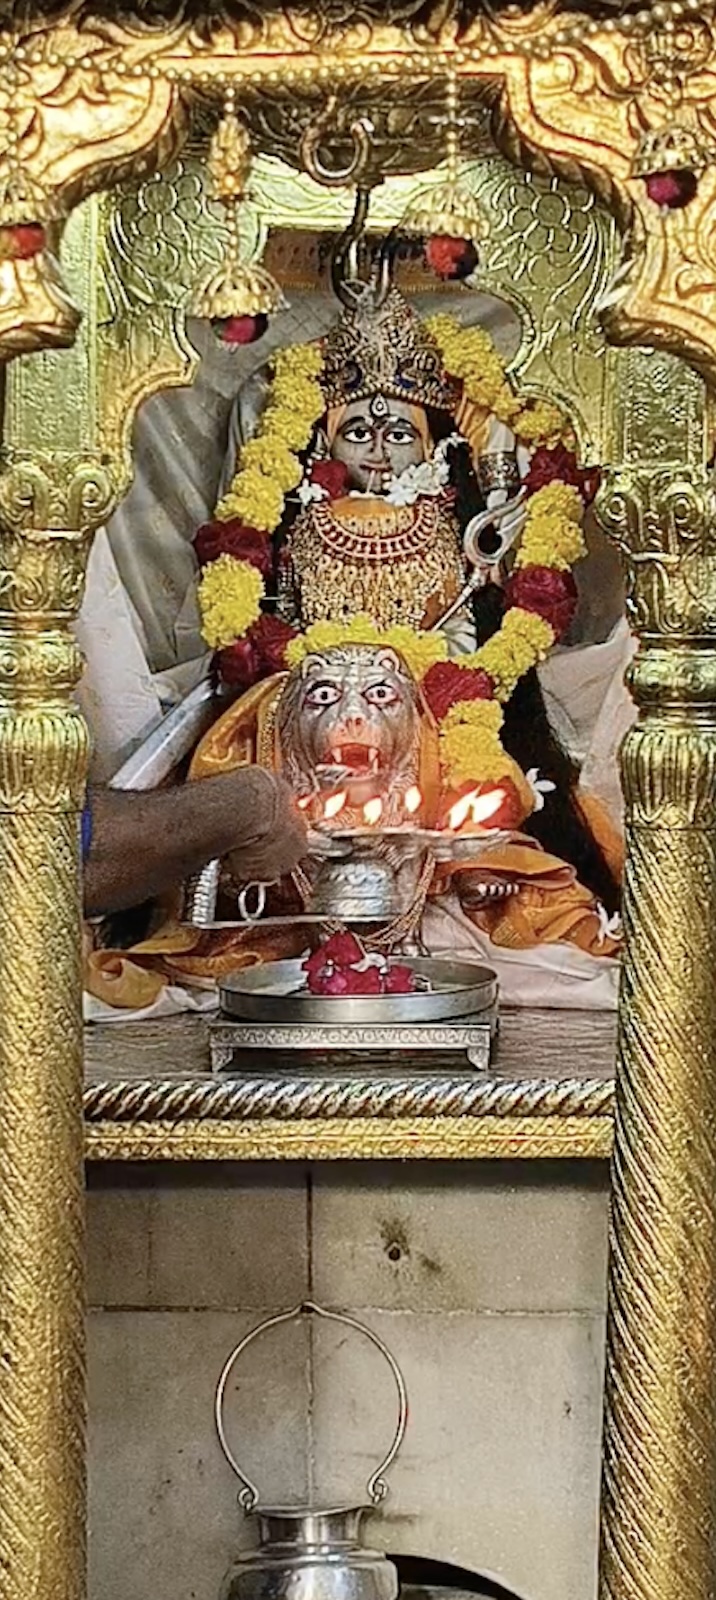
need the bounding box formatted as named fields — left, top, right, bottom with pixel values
left=305, top=682, right=342, bottom=708
left=364, top=682, right=400, bottom=706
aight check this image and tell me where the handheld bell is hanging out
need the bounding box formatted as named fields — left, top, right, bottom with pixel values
left=216, top=1301, right=408, bottom=1600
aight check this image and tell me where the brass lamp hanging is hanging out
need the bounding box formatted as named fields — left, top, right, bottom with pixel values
left=401, top=72, right=487, bottom=281
left=193, top=91, right=286, bottom=343
left=215, top=1302, right=408, bottom=1600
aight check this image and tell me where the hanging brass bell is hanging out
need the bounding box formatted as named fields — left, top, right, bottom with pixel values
left=630, top=121, right=708, bottom=178
left=215, top=1302, right=408, bottom=1600
left=401, top=179, right=487, bottom=248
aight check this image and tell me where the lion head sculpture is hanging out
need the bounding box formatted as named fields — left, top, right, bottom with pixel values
left=276, top=643, right=422, bottom=824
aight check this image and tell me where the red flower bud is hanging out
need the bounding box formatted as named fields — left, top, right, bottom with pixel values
left=644, top=170, right=698, bottom=209
left=0, top=223, right=47, bottom=261
left=425, top=235, right=479, bottom=281
left=251, top=613, right=296, bottom=675
left=213, top=314, right=269, bottom=346
left=383, top=964, right=416, bottom=995
left=422, top=660, right=495, bottom=723
left=525, top=443, right=600, bottom=507
left=193, top=519, right=273, bottom=577
left=216, top=637, right=260, bottom=690
left=505, top=564, right=578, bottom=641
left=310, top=459, right=350, bottom=499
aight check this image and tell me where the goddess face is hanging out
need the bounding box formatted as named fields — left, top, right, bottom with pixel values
left=330, top=395, right=428, bottom=493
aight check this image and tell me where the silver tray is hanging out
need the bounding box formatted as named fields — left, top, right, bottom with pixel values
left=219, top=957, right=497, bottom=1025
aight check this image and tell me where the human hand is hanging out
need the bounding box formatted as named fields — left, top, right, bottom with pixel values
left=225, top=768, right=308, bottom=884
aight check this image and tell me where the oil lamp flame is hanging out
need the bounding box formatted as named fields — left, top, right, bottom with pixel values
left=363, top=797, right=384, bottom=826
left=323, top=791, right=347, bottom=820
left=448, top=787, right=505, bottom=832
left=404, top=785, right=422, bottom=815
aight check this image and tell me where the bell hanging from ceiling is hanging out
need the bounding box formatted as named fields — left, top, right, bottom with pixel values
left=630, top=121, right=710, bottom=209
left=193, top=91, right=286, bottom=344
left=215, top=1302, right=408, bottom=1600
left=401, top=72, right=487, bottom=280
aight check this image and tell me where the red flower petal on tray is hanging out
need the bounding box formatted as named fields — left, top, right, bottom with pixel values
left=422, top=660, right=495, bottom=722
left=344, top=966, right=383, bottom=995
left=505, top=565, right=578, bottom=641
left=316, top=970, right=352, bottom=996
left=383, top=964, right=416, bottom=995
left=321, top=930, right=365, bottom=969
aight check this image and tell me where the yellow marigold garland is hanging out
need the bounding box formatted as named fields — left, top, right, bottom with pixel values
left=197, top=555, right=264, bottom=650
left=215, top=341, right=325, bottom=526
left=464, top=609, right=556, bottom=702
left=439, top=703, right=514, bottom=787
left=425, top=313, right=566, bottom=447
left=285, top=614, right=448, bottom=683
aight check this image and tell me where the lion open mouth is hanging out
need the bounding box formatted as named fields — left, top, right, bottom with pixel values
left=326, top=743, right=382, bottom=774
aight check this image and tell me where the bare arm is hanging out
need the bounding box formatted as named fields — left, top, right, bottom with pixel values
left=83, top=768, right=307, bottom=917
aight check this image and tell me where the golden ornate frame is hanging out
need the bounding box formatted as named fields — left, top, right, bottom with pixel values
left=2, top=6, right=716, bottom=1600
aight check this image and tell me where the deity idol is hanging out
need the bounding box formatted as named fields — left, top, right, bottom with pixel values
left=85, top=271, right=625, bottom=1012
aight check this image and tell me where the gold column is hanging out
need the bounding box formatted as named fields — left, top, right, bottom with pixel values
left=599, top=462, right=716, bottom=1600
left=0, top=521, right=91, bottom=1600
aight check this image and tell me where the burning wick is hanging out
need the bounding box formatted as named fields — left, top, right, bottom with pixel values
left=404, top=786, right=422, bottom=816
left=363, top=797, right=384, bottom=826
left=297, top=796, right=312, bottom=811
left=448, top=787, right=505, bottom=831
left=323, top=791, right=347, bottom=820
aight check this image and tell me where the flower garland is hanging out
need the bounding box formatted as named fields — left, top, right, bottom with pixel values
left=194, top=340, right=325, bottom=687
left=285, top=613, right=447, bottom=683
left=192, top=312, right=596, bottom=820
left=424, top=313, right=567, bottom=448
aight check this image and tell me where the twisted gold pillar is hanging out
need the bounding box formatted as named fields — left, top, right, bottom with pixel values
left=599, top=473, right=716, bottom=1600
left=0, top=525, right=91, bottom=1600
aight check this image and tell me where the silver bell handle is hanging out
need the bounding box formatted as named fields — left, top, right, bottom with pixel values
left=215, top=1300, right=408, bottom=1512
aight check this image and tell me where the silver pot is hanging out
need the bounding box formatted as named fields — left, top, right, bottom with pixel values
left=216, top=1304, right=407, bottom=1600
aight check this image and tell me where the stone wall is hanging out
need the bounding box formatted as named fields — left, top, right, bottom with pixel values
left=87, top=1160, right=608, bottom=1600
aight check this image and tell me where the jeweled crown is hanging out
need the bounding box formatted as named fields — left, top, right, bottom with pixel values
left=321, top=287, right=459, bottom=413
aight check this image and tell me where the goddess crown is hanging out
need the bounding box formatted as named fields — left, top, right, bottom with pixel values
left=320, top=285, right=460, bottom=414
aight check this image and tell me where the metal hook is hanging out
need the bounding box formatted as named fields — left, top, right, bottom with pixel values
left=331, top=187, right=372, bottom=308
left=330, top=189, right=398, bottom=312
left=299, top=96, right=375, bottom=190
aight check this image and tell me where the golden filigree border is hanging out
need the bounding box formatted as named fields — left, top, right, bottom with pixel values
left=85, top=1112, right=612, bottom=1162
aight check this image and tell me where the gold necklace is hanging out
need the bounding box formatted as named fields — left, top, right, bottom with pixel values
left=289, top=498, right=465, bottom=631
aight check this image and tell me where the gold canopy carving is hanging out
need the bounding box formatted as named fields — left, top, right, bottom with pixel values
left=0, top=7, right=715, bottom=390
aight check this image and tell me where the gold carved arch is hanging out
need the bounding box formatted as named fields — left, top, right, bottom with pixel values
left=1, top=7, right=716, bottom=371
left=0, top=2, right=714, bottom=530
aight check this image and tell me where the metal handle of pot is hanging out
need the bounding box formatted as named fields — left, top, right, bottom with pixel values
left=215, top=1300, right=408, bottom=1512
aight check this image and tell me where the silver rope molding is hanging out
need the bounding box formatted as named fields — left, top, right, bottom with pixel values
left=82, top=1074, right=615, bottom=1123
